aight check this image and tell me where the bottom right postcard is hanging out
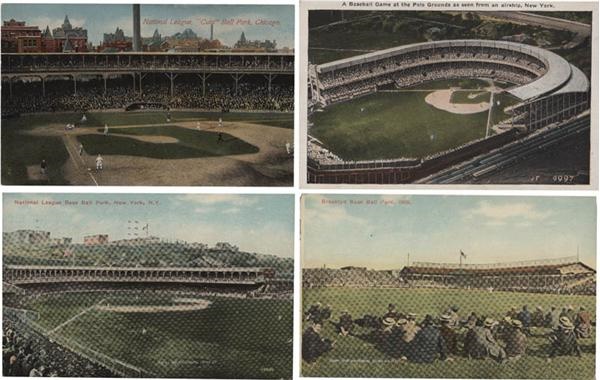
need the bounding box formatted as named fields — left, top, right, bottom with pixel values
left=300, top=194, right=595, bottom=379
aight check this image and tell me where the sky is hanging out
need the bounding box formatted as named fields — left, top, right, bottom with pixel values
left=3, top=193, right=294, bottom=258
left=302, top=195, right=596, bottom=270
left=1, top=4, right=294, bottom=48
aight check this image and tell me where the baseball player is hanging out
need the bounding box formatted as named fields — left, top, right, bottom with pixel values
left=104, top=124, right=109, bottom=136
left=96, top=154, right=104, bottom=171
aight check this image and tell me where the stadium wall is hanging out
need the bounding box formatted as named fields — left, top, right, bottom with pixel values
left=307, top=129, right=519, bottom=184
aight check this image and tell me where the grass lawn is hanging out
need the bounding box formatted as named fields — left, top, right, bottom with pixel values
left=310, top=91, right=488, bottom=160
left=26, top=291, right=293, bottom=379
left=78, top=125, right=258, bottom=159
left=1, top=131, right=69, bottom=185
left=490, top=93, right=522, bottom=126
left=302, top=287, right=595, bottom=378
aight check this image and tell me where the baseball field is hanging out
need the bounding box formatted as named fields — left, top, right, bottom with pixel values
left=302, top=287, right=595, bottom=378
left=24, top=291, right=293, bottom=378
left=1, top=110, right=293, bottom=186
left=309, top=79, right=520, bottom=161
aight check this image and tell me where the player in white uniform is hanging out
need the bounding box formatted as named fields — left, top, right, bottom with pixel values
left=104, top=124, right=109, bottom=136
left=218, top=118, right=223, bottom=129
left=96, top=154, right=104, bottom=171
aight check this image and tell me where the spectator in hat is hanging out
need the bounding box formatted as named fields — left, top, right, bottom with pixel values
left=302, top=323, right=334, bottom=364
left=503, top=320, right=527, bottom=360
left=548, top=317, right=581, bottom=360
left=337, top=311, right=354, bottom=336
left=517, top=305, right=532, bottom=335
left=465, top=318, right=506, bottom=362
left=439, top=314, right=458, bottom=355
left=574, top=307, right=592, bottom=339
left=401, top=313, right=420, bottom=344
left=532, top=306, right=545, bottom=327
left=383, top=303, right=401, bottom=321
left=405, top=315, right=448, bottom=363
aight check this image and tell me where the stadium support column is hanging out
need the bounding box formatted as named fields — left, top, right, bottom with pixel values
left=164, top=73, right=177, bottom=97
left=197, top=73, right=211, bottom=96
left=73, top=75, right=77, bottom=95
left=103, top=75, right=107, bottom=95
left=264, top=74, right=274, bottom=97
left=133, top=4, right=141, bottom=52
left=41, top=76, right=45, bottom=97
left=232, top=73, right=243, bottom=96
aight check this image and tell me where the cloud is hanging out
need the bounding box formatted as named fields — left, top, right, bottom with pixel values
left=28, top=16, right=87, bottom=31
left=465, top=201, right=552, bottom=225
left=176, top=194, right=258, bottom=207
left=303, top=203, right=368, bottom=228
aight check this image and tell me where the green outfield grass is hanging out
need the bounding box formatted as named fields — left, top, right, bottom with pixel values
left=26, top=291, right=293, bottom=379
left=302, top=287, right=595, bottom=378
left=490, top=93, right=522, bottom=126
left=310, top=91, right=489, bottom=160
left=78, top=126, right=258, bottom=159
left=1, top=111, right=291, bottom=185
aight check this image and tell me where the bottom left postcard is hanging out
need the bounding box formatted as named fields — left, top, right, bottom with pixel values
left=2, top=193, right=294, bottom=379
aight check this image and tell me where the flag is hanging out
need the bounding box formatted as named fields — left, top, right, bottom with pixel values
left=460, top=250, right=467, bottom=259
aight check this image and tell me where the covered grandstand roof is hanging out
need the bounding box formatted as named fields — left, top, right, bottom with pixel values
left=552, top=64, right=590, bottom=95
left=316, top=39, right=585, bottom=101
left=401, top=260, right=595, bottom=277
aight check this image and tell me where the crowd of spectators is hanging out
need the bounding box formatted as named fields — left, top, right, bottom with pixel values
left=303, top=302, right=593, bottom=364
left=2, top=76, right=293, bottom=114
left=317, top=45, right=547, bottom=90
left=3, top=314, right=115, bottom=377
left=303, top=268, right=405, bottom=289
left=319, top=61, right=535, bottom=105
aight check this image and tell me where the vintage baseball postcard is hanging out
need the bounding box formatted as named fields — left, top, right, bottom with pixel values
left=2, top=193, right=294, bottom=378
left=301, top=194, right=596, bottom=378
left=1, top=4, right=294, bottom=186
left=300, top=1, right=598, bottom=188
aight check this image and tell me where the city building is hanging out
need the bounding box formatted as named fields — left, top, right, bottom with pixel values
left=233, top=32, right=277, bottom=52
left=83, top=234, right=109, bottom=246
left=1, top=19, right=42, bottom=53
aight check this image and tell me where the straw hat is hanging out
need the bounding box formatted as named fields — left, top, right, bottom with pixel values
left=484, top=318, right=495, bottom=328
left=559, top=317, right=574, bottom=330
left=382, top=317, right=396, bottom=327
left=512, top=319, right=523, bottom=328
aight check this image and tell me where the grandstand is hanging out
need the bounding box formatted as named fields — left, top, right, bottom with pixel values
left=303, top=257, right=595, bottom=295
left=1, top=52, right=294, bottom=114
left=307, top=40, right=590, bottom=184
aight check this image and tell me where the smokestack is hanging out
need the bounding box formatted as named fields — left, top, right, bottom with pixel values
left=133, top=4, right=141, bottom=51
left=210, top=23, right=214, bottom=40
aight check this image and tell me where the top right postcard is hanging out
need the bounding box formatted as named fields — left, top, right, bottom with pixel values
left=300, top=1, right=598, bottom=188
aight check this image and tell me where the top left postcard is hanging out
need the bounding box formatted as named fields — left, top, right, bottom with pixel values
left=1, top=3, right=294, bottom=186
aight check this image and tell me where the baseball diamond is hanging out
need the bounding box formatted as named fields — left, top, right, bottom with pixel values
left=307, top=39, right=590, bottom=184
left=1, top=51, right=294, bottom=186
